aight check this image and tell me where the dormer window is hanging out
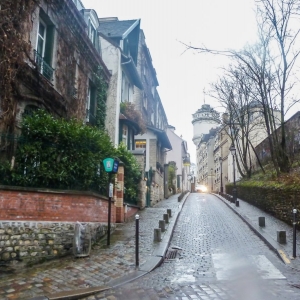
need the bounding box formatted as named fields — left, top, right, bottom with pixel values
left=88, top=21, right=96, bottom=45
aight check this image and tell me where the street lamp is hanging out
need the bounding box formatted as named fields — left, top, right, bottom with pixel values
left=219, top=156, right=223, bottom=194
left=210, top=168, right=213, bottom=193
left=229, top=144, right=237, bottom=205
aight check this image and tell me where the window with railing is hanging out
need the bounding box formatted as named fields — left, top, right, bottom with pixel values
left=35, top=15, right=55, bottom=81
left=86, top=82, right=96, bottom=125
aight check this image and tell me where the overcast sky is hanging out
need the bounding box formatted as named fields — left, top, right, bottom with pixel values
left=81, top=0, right=258, bottom=162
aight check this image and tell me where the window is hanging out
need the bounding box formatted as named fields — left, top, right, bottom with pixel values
left=143, top=92, right=147, bottom=109
left=86, top=81, right=96, bottom=124
left=122, top=125, right=128, bottom=145
left=135, top=140, right=146, bottom=149
left=35, top=15, right=55, bottom=81
left=88, top=21, right=97, bottom=45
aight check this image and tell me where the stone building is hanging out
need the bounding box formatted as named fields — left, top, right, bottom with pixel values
left=196, top=128, right=218, bottom=190
left=98, top=17, right=143, bottom=149
left=0, top=0, right=110, bottom=141
left=133, top=29, right=172, bottom=206
left=97, top=20, right=171, bottom=207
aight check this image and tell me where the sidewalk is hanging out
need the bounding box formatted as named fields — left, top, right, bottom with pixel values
left=216, top=193, right=300, bottom=270
left=0, top=193, right=189, bottom=300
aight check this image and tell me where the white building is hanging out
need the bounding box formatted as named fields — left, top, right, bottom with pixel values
left=166, top=125, right=190, bottom=192
left=192, top=104, right=220, bottom=146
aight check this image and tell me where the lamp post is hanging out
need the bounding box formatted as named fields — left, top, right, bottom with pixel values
left=229, top=144, right=237, bottom=204
left=219, top=156, right=223, bottom=194
left=210, top=168, right=213, bottom=193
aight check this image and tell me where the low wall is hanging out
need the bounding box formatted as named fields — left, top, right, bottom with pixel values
left=0, top=186, right=114, bottom=267
left=0, top=186, right=114, bottom=222
left=0, top=220, right=109, bottom=267
left=0, top=186, right=139, bottom=267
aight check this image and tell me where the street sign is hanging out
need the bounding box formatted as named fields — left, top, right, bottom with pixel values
left=103, top=158, right=119, bottom=173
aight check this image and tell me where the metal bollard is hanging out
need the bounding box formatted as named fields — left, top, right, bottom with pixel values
left=235, top=200, right=239, bottom=207
left=154, top=228, right=161, bottom=242
left=135, top=214, right=139, bottom=268
left=163, top=213, right=169, bottom=224
left=293, top=209, right=297, bottom=258
left=159, top=220, right=166, bottom=232
left=258, top=217, right=265, bottom=227
left=167, top=208, right=172, bottom=218
left=277, top=231, right=286, bottom=244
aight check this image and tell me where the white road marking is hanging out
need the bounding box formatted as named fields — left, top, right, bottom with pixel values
left=212, top=253, right=286, bottom=280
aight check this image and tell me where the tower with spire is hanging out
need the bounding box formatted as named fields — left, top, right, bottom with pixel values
left=192, top=93, right=220, bottom=146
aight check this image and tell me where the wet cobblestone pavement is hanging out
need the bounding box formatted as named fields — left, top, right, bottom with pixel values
left=0, top=194, right=183, bottom=300
left=83, top=193, right=300, bottom=300
left=1, top=192, right=300, bottom=300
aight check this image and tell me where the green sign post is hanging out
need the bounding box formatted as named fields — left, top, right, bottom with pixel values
left=103, top=158, right=119, bottom=246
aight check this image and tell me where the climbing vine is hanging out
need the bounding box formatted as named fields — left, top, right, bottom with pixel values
left=94, top=66, right=108, bottom=130
left=0, top=0, right=39, bottom=133
left=120, top=102, right=146, bottom=134
left=0, top=0, right=109, bottom=159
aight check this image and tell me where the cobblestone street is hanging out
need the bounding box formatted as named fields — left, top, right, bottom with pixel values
left=85, top=193, right=300, bottom=300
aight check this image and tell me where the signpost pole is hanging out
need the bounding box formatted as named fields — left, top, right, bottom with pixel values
left=103, top=157, right=119, bottom=247
left=107, top=173, right=112, bottom=246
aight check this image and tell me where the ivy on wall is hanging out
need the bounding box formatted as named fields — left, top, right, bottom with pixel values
left=120, top=102, right=146, bottom=134
left=94, top=67, right=108, bottom=130
left=0, top=0, right=40, bottom=133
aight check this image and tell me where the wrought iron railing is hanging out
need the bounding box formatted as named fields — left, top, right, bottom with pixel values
left=85, top=109, right=97, bottom=125
left=34, top=50, right=54, bottom=81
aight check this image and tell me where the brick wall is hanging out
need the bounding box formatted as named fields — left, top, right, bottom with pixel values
left=0, top=186, right=115, bottom=223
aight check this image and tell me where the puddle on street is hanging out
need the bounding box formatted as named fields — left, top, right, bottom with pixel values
left=171, top=273, right=196, bottom=283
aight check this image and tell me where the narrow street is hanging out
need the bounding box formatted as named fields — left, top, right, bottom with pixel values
left=84, top=193, right=300, bottom=300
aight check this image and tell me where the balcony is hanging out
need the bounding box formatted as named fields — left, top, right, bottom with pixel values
left=34, top=50, right=54, bottom=81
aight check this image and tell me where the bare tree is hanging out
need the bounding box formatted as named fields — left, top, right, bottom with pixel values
left=211, top=65, right=267, bottom=178
left=183, top=0, right=300, bottom=174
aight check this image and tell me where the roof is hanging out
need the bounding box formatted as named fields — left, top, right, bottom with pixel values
left=121, top=55, right=143, bottom=89
left=119, top=113, right=141, bottom=134
left=147, top=126, right=172, bottom=150
left=99, top=19, right=139, bottom=39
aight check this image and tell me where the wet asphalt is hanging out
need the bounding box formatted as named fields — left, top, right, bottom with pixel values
left=1, top=192, right=300, bottom=300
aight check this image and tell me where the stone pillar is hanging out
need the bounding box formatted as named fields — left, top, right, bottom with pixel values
left=115, top=162, right=124, bottom=223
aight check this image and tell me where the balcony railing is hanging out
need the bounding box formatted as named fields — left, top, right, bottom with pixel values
left=85, top=109, right=96, bottom=125
left=34, top=50, right=54, bottom=81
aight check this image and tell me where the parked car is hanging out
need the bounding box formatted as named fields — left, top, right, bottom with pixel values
left=195, top=185, right=207, bottom=193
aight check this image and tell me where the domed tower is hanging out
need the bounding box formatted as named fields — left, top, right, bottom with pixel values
left=192, top=104, right=220, bottom=146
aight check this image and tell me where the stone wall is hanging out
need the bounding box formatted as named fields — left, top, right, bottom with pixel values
left=0, top=185, right=137, bottom=266
left=0, top=220, right=109, bottom=267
